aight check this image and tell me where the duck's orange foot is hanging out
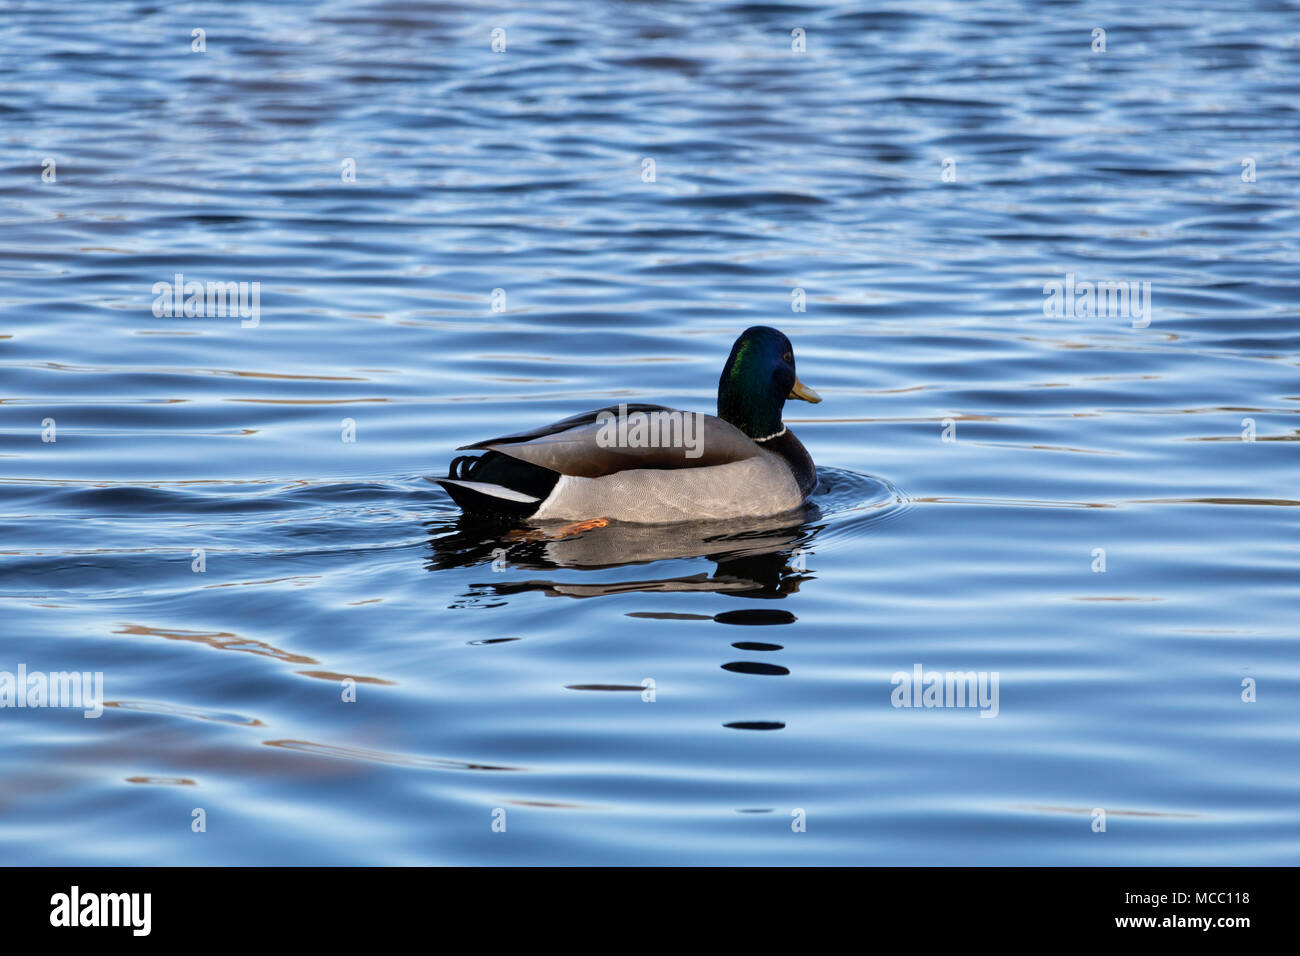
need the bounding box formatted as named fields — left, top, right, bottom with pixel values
left=505, top=517, right=609, bottom=542
left=553, top=517, right=610, bottom=538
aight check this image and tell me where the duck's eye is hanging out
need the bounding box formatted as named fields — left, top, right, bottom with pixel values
left=782, top=351, right=793, bottom=363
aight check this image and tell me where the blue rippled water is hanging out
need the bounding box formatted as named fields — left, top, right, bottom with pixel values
left=1, top=0, right=1297, bottom=865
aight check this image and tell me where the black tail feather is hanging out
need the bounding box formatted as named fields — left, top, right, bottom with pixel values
left=435, top=450, right=560, bottom=518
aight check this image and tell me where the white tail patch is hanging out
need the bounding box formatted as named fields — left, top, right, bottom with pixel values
left=440, top=479, right=539, bottom=503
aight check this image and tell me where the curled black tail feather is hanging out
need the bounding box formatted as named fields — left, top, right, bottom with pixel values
left=437, top=450, right=561, bottom=518
left=448, top=455, right=482, bottom=480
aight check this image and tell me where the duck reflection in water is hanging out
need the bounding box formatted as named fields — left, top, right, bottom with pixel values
left=424, top=500, right=825, bottom=745
left=424, top=506, right=823, bottom=601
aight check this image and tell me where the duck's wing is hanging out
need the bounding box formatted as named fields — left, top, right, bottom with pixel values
left=459, top=405, right=760, bottom=478
left=457, top=404, right=669, bottom=451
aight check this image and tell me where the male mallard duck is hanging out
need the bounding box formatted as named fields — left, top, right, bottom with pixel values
left=436, top=326, right=821, bottom=523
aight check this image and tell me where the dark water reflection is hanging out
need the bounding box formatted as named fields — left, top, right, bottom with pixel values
left=426, top=511, right=819, bottom=599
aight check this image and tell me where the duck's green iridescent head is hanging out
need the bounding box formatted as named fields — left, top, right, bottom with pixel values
left=717, top=326, right=821, bottom=439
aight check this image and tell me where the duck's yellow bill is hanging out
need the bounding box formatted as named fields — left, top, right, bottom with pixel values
left=788, top=378, right=822, bottom=404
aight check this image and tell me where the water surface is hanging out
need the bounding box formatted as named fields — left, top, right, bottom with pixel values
left=1, top=0, right=1298, bottom=864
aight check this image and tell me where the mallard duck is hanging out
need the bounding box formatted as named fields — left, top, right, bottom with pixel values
left=436, top=326, right=821, bottom=523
